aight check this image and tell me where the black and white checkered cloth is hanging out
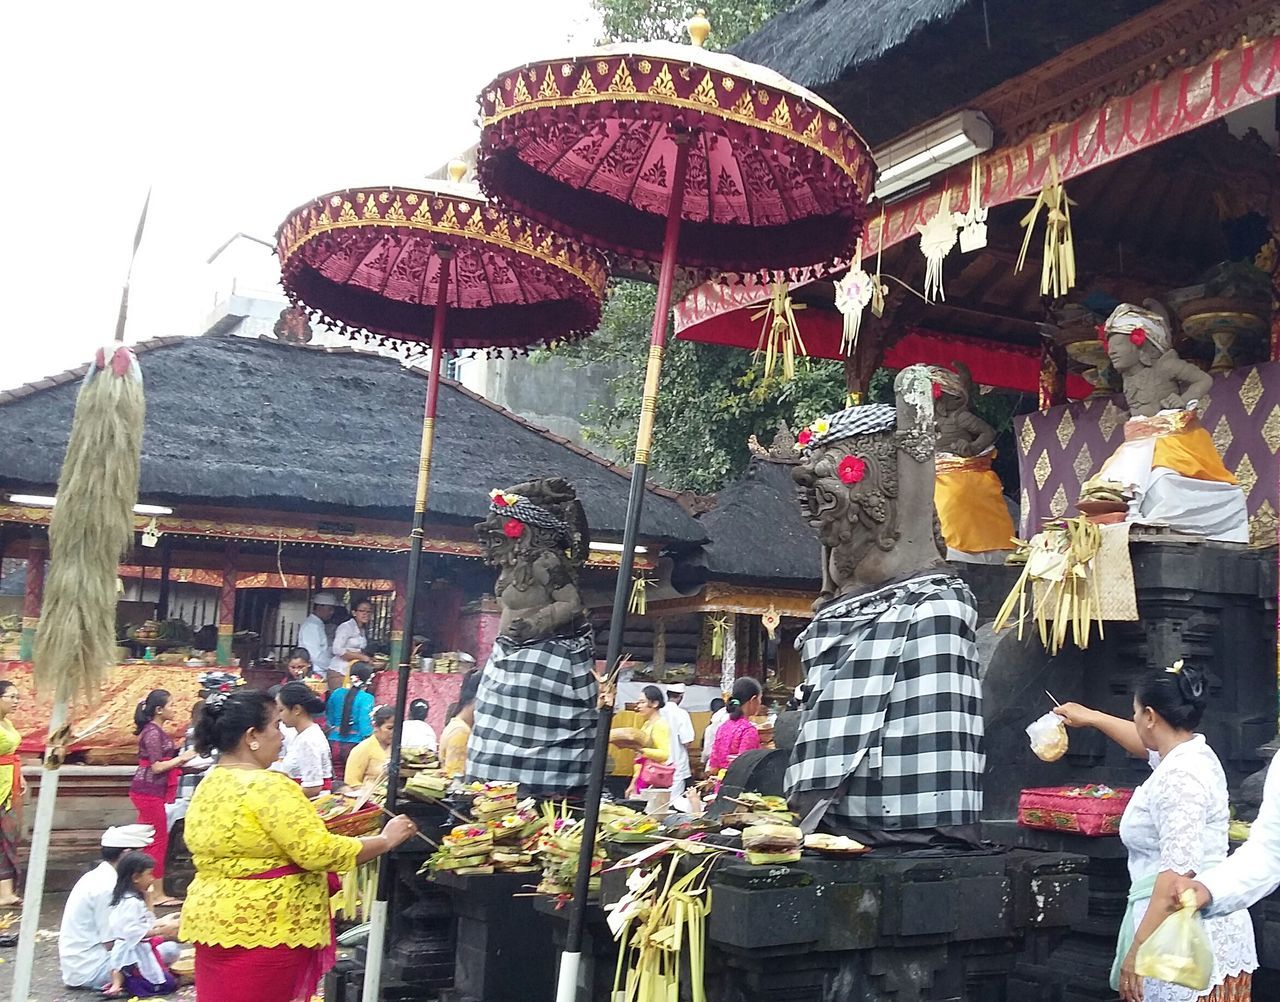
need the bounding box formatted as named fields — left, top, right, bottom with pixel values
left=467, top=629, right=599, bottom=795
left=803, top=403, right=896, bottom=451
left=488, top=492, right=574, bottom=547
left=785, top=573, right=984, bottom=830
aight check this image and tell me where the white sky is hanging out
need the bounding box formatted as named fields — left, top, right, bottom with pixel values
left=0, top=0, right=598, bottom=391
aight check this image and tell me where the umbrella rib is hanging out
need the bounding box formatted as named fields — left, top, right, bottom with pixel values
left=702, top=130, right=715, bottom=226
left=736, top=156, right=758, bottom=230
left=621, top=122, right=664, bottom=213
left=341, top=233, right=378, bottom=286
left=758, top=150, right=801, bottom=233
left=580, top=123, right=628, bottom=192
left=416, top=239, right=435, bottom=309
left=378, top=238, right=410, bottom=298
left=477, top=246, right=502, bottom=310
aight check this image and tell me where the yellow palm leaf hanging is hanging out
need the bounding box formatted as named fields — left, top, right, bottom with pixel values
left=751, top=282, right=807, bottom=381
left=1016, top=155, right=1077, bottom=298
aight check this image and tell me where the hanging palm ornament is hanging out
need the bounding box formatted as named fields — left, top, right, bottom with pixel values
left=1017, top=155, right=1077, bottom=298
left=751, top=281, right=808, bottom=381
left=957, top=158, right=989, bottom=254
left=917, top=189, right=959, bottom=303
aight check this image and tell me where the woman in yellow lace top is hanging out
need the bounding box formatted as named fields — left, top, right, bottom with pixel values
left=180, top=689, right=418, bottom=1002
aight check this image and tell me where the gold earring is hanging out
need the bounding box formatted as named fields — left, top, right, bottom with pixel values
left=249, top=740, right=260, bottom=751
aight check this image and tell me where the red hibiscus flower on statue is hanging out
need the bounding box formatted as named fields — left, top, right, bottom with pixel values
left=931, top=382, right=943, bottom=400
left=503, top=519, right=524, bottom=538
left=1129, top=328, right=1147, bottom=347
left=797, top=428, right=813, bottom=447
left=837, top=455, right=867, bottom=485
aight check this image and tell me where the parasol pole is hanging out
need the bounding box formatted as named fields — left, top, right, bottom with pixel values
left=556, top=137, right=690, bottom=1002
left=12, top=191, right=150, bottom=1002
left=362, top=251, right=452, bottom=1002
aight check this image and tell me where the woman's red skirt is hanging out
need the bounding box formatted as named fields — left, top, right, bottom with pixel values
left=194, top=941, right=330, bottom=1002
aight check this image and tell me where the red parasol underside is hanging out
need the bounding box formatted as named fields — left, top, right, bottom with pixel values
left=477, top=43, right=876, bottom=277
left=276, top=186, right=608, bottom=351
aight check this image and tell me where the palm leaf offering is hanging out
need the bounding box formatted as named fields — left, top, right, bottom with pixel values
left=751, top=282, right=808, bottom=381
left=994, top=517, right=1103, bottom=655
left=1016, top=155, right=1077, bottom=298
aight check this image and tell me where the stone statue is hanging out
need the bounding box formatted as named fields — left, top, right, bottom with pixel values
left=787, top=366, right=985, bottom=847
left=1091, top=303, right=1247, bottom=542
left=467, top=479, right=598, bottom=795
left=1104, top=302, right=1212, bottom=417
left=931, top=364, right=1015, bottom=562
left=475, top=478, right=589, bottom=644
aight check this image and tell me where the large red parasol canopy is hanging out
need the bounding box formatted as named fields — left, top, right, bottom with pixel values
left=277, top=181, right=607, bottom=351
left=477, top=37, right=875, bottom=276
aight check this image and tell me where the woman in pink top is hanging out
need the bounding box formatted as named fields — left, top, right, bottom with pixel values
left=708, top=677, right=763, bottom=775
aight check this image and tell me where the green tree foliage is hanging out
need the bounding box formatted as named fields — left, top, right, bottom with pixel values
left=551, top=282, right=847, bottom=494
left=594, top=0, right=792, bottom=47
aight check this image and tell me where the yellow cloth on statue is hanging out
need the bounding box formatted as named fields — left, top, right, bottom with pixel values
left=1151, top=426, right=1236, bottom=484
left=0, top=719, right=19, bottom=810
left=179, top=767, right=362, bottom=949
left=935, top=452, right=1016, bottom=554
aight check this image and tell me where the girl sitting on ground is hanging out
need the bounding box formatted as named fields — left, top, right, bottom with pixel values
left=103, top=850, right=180, bottom=998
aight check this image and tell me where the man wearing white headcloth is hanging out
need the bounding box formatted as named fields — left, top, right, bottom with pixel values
left=1092, top=302, right=1247, bottom=542
left=59, top=824, right=179, bottom=989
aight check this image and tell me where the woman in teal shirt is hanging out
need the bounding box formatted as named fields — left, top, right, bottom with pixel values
left=326, top=664, right=374, bottom=778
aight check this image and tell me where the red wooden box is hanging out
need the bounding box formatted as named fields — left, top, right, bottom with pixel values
left=1017, top=785, right=1133, bottom=837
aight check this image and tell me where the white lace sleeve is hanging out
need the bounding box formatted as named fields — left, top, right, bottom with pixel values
left=1149, top=765, right=1211, bottom=875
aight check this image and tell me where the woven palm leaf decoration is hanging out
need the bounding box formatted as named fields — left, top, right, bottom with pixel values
left=1017, top=155, right=1077, bottom=298
left=751, top=282, right=808, bottom=381
left=917, top=189, right=959, bottom=303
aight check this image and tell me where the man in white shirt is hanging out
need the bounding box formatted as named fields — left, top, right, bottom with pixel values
left=661, top=684, right=695, bottom=799
left=60, top=824, right=177, bottom=989
left=297, top=593, right=338, bottom=679
left=1174, top=759, right=1280, bottom=915
left=702, top=698, right=727, bottom=765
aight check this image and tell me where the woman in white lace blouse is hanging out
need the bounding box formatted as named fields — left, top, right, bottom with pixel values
left=1055, top=664, right=1256, bottom=1002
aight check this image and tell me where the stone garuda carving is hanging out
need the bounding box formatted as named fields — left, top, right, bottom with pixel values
left=787, top=367, right=985, bottom=847
left=467, top=478, right=598, bottom=795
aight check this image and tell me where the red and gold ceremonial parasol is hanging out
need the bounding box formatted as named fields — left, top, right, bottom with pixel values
left=475, top=14, right=875, bottom=997
left=275, top=165, right=607, bottom=997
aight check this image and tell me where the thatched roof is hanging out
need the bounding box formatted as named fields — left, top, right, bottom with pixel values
left=0, top=335, right=705, bottom=547
left=694, top=458, right=820, bottom=588
left=733, top=0, right=1170, bottom=147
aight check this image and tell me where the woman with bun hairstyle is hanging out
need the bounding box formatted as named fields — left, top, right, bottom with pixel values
left=129, top=689, right=193, bottom=898
left=707, top=677, right=763, bottom=776
left=276, top=682, right=332, bottom=798
left=625, top=685, right=673, bottom=799
left=1055, top=663, right=1256, bottom=1002
left=180, top=688, right=418, bottom=1002
left=325, top=663, right=375, bottom=777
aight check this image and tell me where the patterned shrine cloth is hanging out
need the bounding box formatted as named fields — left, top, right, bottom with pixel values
left=786, top=573, right=985, bottom=831
left=467, top=629, right=599, bottom=796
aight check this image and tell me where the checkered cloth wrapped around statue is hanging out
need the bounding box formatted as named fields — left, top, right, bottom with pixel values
left=786, top=573, right=985, bottom=832
left=466, top=628, right=599, bottom=797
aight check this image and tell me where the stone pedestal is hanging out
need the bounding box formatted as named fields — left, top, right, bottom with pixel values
left=434, top=870, right=557, bottom=1002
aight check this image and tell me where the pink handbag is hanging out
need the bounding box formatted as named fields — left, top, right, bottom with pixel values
left=638, top=759, right=676, bottom=790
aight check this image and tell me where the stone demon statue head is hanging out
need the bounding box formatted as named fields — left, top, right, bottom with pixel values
left=794, top=367, right=946, bottom=606
left=475, top=478, right=590, bottom=644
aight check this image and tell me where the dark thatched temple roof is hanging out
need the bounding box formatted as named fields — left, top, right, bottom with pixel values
left=733, top=0, right=1170, bottom=147
left=0, top=335, right=705, bottom=547
left=695, top=458, right=820, bottom=589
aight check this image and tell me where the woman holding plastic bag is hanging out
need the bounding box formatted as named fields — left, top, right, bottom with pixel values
left=1054, top=663, right=1256, bottom=1001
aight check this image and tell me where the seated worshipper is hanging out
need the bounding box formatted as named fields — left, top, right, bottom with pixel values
left=344, top=706, right=395, bottom=790
left=103, top=851, right=181, bottom=998
left=327, top=600, right=374, bottom=691
left=707, top=678, right=763, bottom=777
left=296, top=593, right=338, bottom=681
left=60, top=825, right=176, bottom=990
left=326, top=664, right=375, bottom=777
left=624, top=686, right=673, bottom=799
left=441, top=672, right=480, bottom=778
left=930, top=363, right=1015, bottom=564
left=1091, top=302, right=1246, bottom=542
left=276, top=681, right=333, bottom=797
left=285, top=648, right=313, bottom=682
left=400, top=699, right=438, bottom=751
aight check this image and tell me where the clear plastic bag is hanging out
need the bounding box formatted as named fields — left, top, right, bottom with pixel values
left=1134, top=889, right=1213, bottom=991
left=1026, top=711, right=1069, bottom=762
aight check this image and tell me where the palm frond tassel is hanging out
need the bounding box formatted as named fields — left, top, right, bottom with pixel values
left=1016, top=156, right=1077, bottom=299
left=751, top=282, right=808, bottom=381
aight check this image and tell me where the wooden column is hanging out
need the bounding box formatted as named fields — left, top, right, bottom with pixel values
left=651, top=618, right=667, bottom=670
left=19, top=537, right=46, bottom=662
left=389, top=584, right=408, bottom=669
left=156, top=538, right=173, bottom=620
left=216, top=546, right=238, bottom=664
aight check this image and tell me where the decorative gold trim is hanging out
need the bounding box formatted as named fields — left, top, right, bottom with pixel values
left=634, top=343, right=666, bottom=465
left=481, top=56, right=869, bottom=182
